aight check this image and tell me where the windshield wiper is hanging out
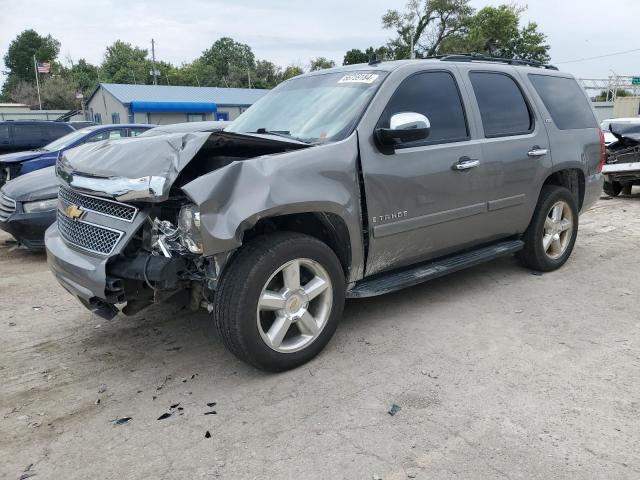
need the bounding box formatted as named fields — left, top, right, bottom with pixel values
left=249, top=129, right=310, bottom=144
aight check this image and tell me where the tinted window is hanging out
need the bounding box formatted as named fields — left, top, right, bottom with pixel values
left=528, top=75, right=598, bottom=130
left=44, top=123, right=72, bottom=139
left=0, top=124, right=9, bottom=142
left=13, top=124, right=44, bottom=144
left=470, top=72, right=532, bottom=137
left=380, top=71, right=468, bottom=145
left=130, top=128, right=147, bottom=136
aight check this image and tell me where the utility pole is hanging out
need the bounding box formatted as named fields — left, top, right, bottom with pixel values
left=151, top=38, right=158, bottom=86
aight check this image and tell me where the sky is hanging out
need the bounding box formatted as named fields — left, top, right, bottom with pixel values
left=0, top=0, right=639, bottom=89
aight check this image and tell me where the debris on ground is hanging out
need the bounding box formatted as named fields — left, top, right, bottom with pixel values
left=204, top=411, right=217, bottom=415
left=388, top=404, right=401, bottom=416
left=166, top=346, right=181, bottom=351
left=170, top=403, right=180, bottom=409
left=95, top=399, right=100, bottom=405
left=110, top=417, right=132, bottom=426
left=207, top=467, right=222, bottom=477
left=207, top=402, right=217, bottom=407
left=8, top=322, right=16, bottom=326
left=531, top=271, right=542, bottom=276
left=156, top=376, right=170, bottom=391
left=157, top=413, right=172, bottom=420
left=32, top=306, right=41, bottom=311
left=372, top=474, right=383, bottom=480
left=205, top=431, right=211, bottom=438
left=98, top=384, right=107, bottom=394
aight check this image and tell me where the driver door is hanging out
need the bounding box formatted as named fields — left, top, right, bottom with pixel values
left=358, top=69, right=496, bottom=276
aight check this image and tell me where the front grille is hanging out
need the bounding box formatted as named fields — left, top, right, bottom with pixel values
left=59, top=187, right=137, bottom=222
left=57, top=210, right=124, bottom=255
left=0, top=192, right=16, bottom=222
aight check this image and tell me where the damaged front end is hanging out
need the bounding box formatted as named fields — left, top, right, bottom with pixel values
left=603, top=123, right=640, bottom=184
left=47, top=130, right=314, bottom=319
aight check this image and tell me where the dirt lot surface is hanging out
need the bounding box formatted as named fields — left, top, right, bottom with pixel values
left=1, top=194, right=640, bottom=480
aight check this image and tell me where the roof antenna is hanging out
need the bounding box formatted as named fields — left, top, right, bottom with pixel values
left=368, top=54, right=382, bottom=66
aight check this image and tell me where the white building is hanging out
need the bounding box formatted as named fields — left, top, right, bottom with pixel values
left=86, top=83, right=269, bottom=125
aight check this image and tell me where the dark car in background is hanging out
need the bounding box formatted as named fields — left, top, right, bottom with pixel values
left=0, top=120, right=76, bottom=155
left=0, top=121, right=228, bottom=249
left=0, top=123, right=153, bottom=187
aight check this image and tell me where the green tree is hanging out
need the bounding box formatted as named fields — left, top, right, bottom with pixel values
left=382, top=0, right=473, bottom=59
left=309, top=57, right=336, bottom=71
left=100, top=40, right=150, bottom=84
left=253, top=60, right=282, bottom=89
left=3, top=30, right=60, bottom=82
left=65, top=58, right=99, bottom=94
left=41, top=76, right=77, bottom=109
left=6, top=80, right=39, bottom=106
left=343, top=46, right=392, bottom=65
left=281, top=65, right=304, bottom=81
left=439, top=5, right=550, bottom=63
left=197, top=37, right=255, bottom=87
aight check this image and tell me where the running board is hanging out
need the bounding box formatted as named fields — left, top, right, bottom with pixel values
left=347, top=239, right=524, bottom=298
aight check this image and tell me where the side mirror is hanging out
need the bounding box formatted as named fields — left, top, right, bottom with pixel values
left=375, top=112, right=431, bottom=147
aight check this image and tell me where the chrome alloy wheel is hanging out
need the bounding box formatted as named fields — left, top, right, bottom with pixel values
left=543, top=200, right=574, bottom=259
left=256, top=258, right=333, bottom=353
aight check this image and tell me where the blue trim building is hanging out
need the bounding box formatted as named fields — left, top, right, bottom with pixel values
left=86, top=83, right=268, bottom=125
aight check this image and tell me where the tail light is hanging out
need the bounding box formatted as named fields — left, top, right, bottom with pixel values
left=596, top=129, right=606, bottom=173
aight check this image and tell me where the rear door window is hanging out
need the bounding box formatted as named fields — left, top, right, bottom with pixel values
left=470, top=72, right=533, bottom=137
left=528, top=74, right=598, bottom=130
left=45, top=123, right=73, bottom=140
left=379, top=70, right=469, bottom=146
left=12, top=124, right=41, bottom=145
left=0, top=124, right=10, bottom=144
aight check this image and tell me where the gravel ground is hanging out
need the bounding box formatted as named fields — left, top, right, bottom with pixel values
left=1, top=194, right=639, bottom=480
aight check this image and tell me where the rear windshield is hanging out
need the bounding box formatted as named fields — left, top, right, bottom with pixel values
left=528, top=75, right=598, bottom=130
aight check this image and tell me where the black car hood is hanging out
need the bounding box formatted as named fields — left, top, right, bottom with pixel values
left=0, top=150, right=46, bottom=164
left=1, top=166, right=58, bottom=202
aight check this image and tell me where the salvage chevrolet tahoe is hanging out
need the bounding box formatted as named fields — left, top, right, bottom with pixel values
left=46, top=56, right=604, bottom=371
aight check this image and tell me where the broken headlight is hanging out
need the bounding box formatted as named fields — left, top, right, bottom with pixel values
left=151, top=204, right=203, bottom=257
left=177, top=204, right=203, bottom=254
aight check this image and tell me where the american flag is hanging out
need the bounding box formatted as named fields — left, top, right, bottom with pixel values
left=37, top=62, right=50, bottom=73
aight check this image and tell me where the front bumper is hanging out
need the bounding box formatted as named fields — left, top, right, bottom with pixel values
left=45, top=224, right=117, bottom=317
left=0, top=208, right=55, bottom=250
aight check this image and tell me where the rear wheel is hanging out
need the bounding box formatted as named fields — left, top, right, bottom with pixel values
left=517, top=185, right=579, bottom=272
left=603, top=181, right=622, bottom=197
left=214, top=232, right=345, bottom=371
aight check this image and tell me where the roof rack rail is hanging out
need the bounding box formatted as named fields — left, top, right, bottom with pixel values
left=432, top=53, right=558, bottom=71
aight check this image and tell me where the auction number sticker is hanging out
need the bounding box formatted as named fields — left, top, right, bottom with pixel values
left=338, top=73, right=379, bottom=84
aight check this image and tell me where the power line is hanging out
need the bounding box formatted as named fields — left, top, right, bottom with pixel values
left=555, top=48, right=640, bottom=65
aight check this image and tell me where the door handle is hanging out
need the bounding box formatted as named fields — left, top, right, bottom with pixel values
left=453, top=157, right=480, bottom=171
left=528, top=148, right=548, bottom=157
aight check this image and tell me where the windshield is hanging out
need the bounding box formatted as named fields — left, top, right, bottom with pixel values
left=227, top=70, right=387, bottom=143
left=43, top=128, right=96, bottom=151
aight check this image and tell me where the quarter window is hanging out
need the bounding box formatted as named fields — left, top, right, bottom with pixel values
left=470, top=72, right=533, bottom=137
left=379, top=71, right=469, bottom=146
left=528, top=74, right=598, bottom=130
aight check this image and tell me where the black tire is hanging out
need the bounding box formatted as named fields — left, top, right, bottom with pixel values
left=517, top=185, right=579, bottom=272
left=214, top=232, right=345, bottom=372
left=621, top=182, right=633, bottom=196
left=603, top=181, right=622, bottom=197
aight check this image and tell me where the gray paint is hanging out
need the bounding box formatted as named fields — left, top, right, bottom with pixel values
left=46, top=59, right=603, bottom=311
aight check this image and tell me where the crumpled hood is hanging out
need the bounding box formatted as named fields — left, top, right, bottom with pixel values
left=610, top=123, right=640, bottom=142
left=57, top=131, right=310, bottom=202
left=0, top=150, right=46, bottom=164
left=1, top=165, right=58, bottom=202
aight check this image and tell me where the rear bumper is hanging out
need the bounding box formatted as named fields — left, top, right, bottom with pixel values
left=582, top=173, right=604, bottom=212
left=0, top=209, right=55, bottom=250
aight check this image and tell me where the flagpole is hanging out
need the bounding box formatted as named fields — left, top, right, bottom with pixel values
left=33, top=55, right=42, bottom=110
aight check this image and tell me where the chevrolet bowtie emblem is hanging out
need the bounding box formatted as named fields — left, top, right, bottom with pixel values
left=64, top=204, right=84, bottom=221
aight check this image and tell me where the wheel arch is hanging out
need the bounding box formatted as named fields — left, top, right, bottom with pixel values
left=540, top=167, right=586, bottom=211
left=241, top=211, right=354, bottom=281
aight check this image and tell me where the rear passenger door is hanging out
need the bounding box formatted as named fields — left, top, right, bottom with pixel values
left=461, top=68, right=552, bottom=235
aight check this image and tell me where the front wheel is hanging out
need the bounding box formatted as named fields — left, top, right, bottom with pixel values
left=214, top=232, right=345, bottom=371
left=517, top=185, right=579, bottom=272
